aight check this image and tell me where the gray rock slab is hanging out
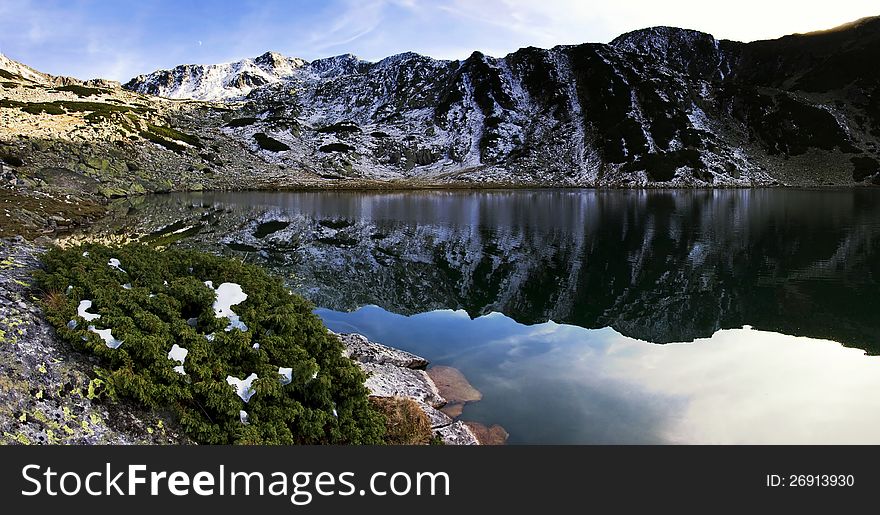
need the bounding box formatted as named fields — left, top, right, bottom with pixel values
left=338, top=332, right=429, bottom=369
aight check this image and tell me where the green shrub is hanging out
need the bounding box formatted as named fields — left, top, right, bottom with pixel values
left=254, top=132, right=290, bottom=152
left=145, top=124, right=203, bottom=148
left=319, top=143, right=355, bottom=153
left=35, top=244, right=385, bottom=445
left=225, top=117, right=258, bottom=128
left=316, top=121, right=361, bottom=134
left=54, top=85, right=105, bottom=97
left=0, top=69, right=22, bottom=81
left=0, top=154, right=23, bottom=167
left=0, top=99, right=66, bottom=115
left=0, top=98, right=130, bottom=119
left=57, top=100, right=129, bottom=120
left=139, top=130, right=185, bottom=153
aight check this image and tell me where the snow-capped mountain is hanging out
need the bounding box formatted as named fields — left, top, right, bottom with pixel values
left=124, top=51, right=307, bottom=100
left=122, top=16, right=880, bottom=187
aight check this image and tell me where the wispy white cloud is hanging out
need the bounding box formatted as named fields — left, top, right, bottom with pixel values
left=304, top=0, right=387, bottom=51
left=0, top=0, right=877, bottom=81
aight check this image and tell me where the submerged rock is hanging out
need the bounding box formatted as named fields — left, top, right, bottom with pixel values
left=464, top=422, right=509, bottom=445
left=427, top=365, right=482, bottom=418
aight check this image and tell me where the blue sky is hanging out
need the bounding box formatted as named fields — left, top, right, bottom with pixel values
left=0, top=0, right=877, bottom=81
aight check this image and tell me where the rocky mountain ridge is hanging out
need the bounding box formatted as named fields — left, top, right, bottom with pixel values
left=124, top=16, right=880, bottom=188
left=1, top=17, right=880, bottom=238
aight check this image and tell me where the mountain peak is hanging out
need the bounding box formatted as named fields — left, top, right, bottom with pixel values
left=610, top=26, right=718, bottom=53
left=610, top=26, right=730, bottom=79
left=123, top=51, right=307, bottom=100
left=308, top=53, right=369, bottom=77
left=253, top=51, right=306, bottom=70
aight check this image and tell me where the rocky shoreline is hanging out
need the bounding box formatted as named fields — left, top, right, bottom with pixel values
left=0, top=237, right=497, bottom=445
left=338, top=333, right=484, bottom=445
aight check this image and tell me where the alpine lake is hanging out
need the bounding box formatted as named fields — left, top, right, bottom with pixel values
left=78, top=188, right=880, bottom=444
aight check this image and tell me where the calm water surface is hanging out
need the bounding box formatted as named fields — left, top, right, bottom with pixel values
left=91, top=188, right=880, bottom=444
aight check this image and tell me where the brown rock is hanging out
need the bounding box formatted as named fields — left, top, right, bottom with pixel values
left=427, top=365, right=482, bottom=405
left=440, top=402, right=464, bottom=418
left=464, top=422, right=509, bottom=445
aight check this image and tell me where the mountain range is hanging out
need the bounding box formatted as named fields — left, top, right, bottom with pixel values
left=1, top=16, right=879, bottom=236
left=123, top=16, right=880, bottom=187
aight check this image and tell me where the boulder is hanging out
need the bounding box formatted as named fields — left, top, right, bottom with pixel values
left=417, top=401, right=453, bottom=429
left=338, top=332, right=428, bottom=369
left=435, top=421, right=479, bottom=445
left=359, top=361, right=445, bottom=409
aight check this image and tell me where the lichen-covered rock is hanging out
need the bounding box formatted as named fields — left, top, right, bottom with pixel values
left=338, top=332, right=428, bottom=369
left=435, top=421, right=479, bottom=445
left=417, top=401, right=453, bottom=429
left=358, top=362, right=445, bottom=409
left=0, top=238, right=189, bottom=445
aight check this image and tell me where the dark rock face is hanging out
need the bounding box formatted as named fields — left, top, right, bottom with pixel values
left=123, top=17, right=880, bottom=186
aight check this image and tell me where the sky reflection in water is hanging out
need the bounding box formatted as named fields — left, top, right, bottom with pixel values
left=319, top=306, right=880, bottom=445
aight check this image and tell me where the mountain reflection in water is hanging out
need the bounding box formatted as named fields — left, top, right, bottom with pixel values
left=88, top=188, right=880, bottom=353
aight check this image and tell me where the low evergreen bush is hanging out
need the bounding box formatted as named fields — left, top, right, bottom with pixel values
left=254, top=132, right=290, bottom=152
left=35, top=244, right=385, bottom=445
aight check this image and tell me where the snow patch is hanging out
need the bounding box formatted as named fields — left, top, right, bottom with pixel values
left=77, top=300, right=101, bottom=322
left=88, top=326, right=123, bottom=349
left=108, top=258, right=126, bottom=273
left=226, top=373, right=258, bottom=403
left=208, top=282, right=249, bottom=332
left=168, top=344, right=188, bottom=364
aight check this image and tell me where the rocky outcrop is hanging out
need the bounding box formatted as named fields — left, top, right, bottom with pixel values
left=435, top=421, right=479, bottom=446
left=337, top=331, right=480, bottom=445
left=358, top=362, right=445, bottom=408
left=339, top=332, right=428, bottom=368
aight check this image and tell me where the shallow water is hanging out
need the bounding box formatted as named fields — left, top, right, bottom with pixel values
left=90, top=188, right=880, bottom=443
